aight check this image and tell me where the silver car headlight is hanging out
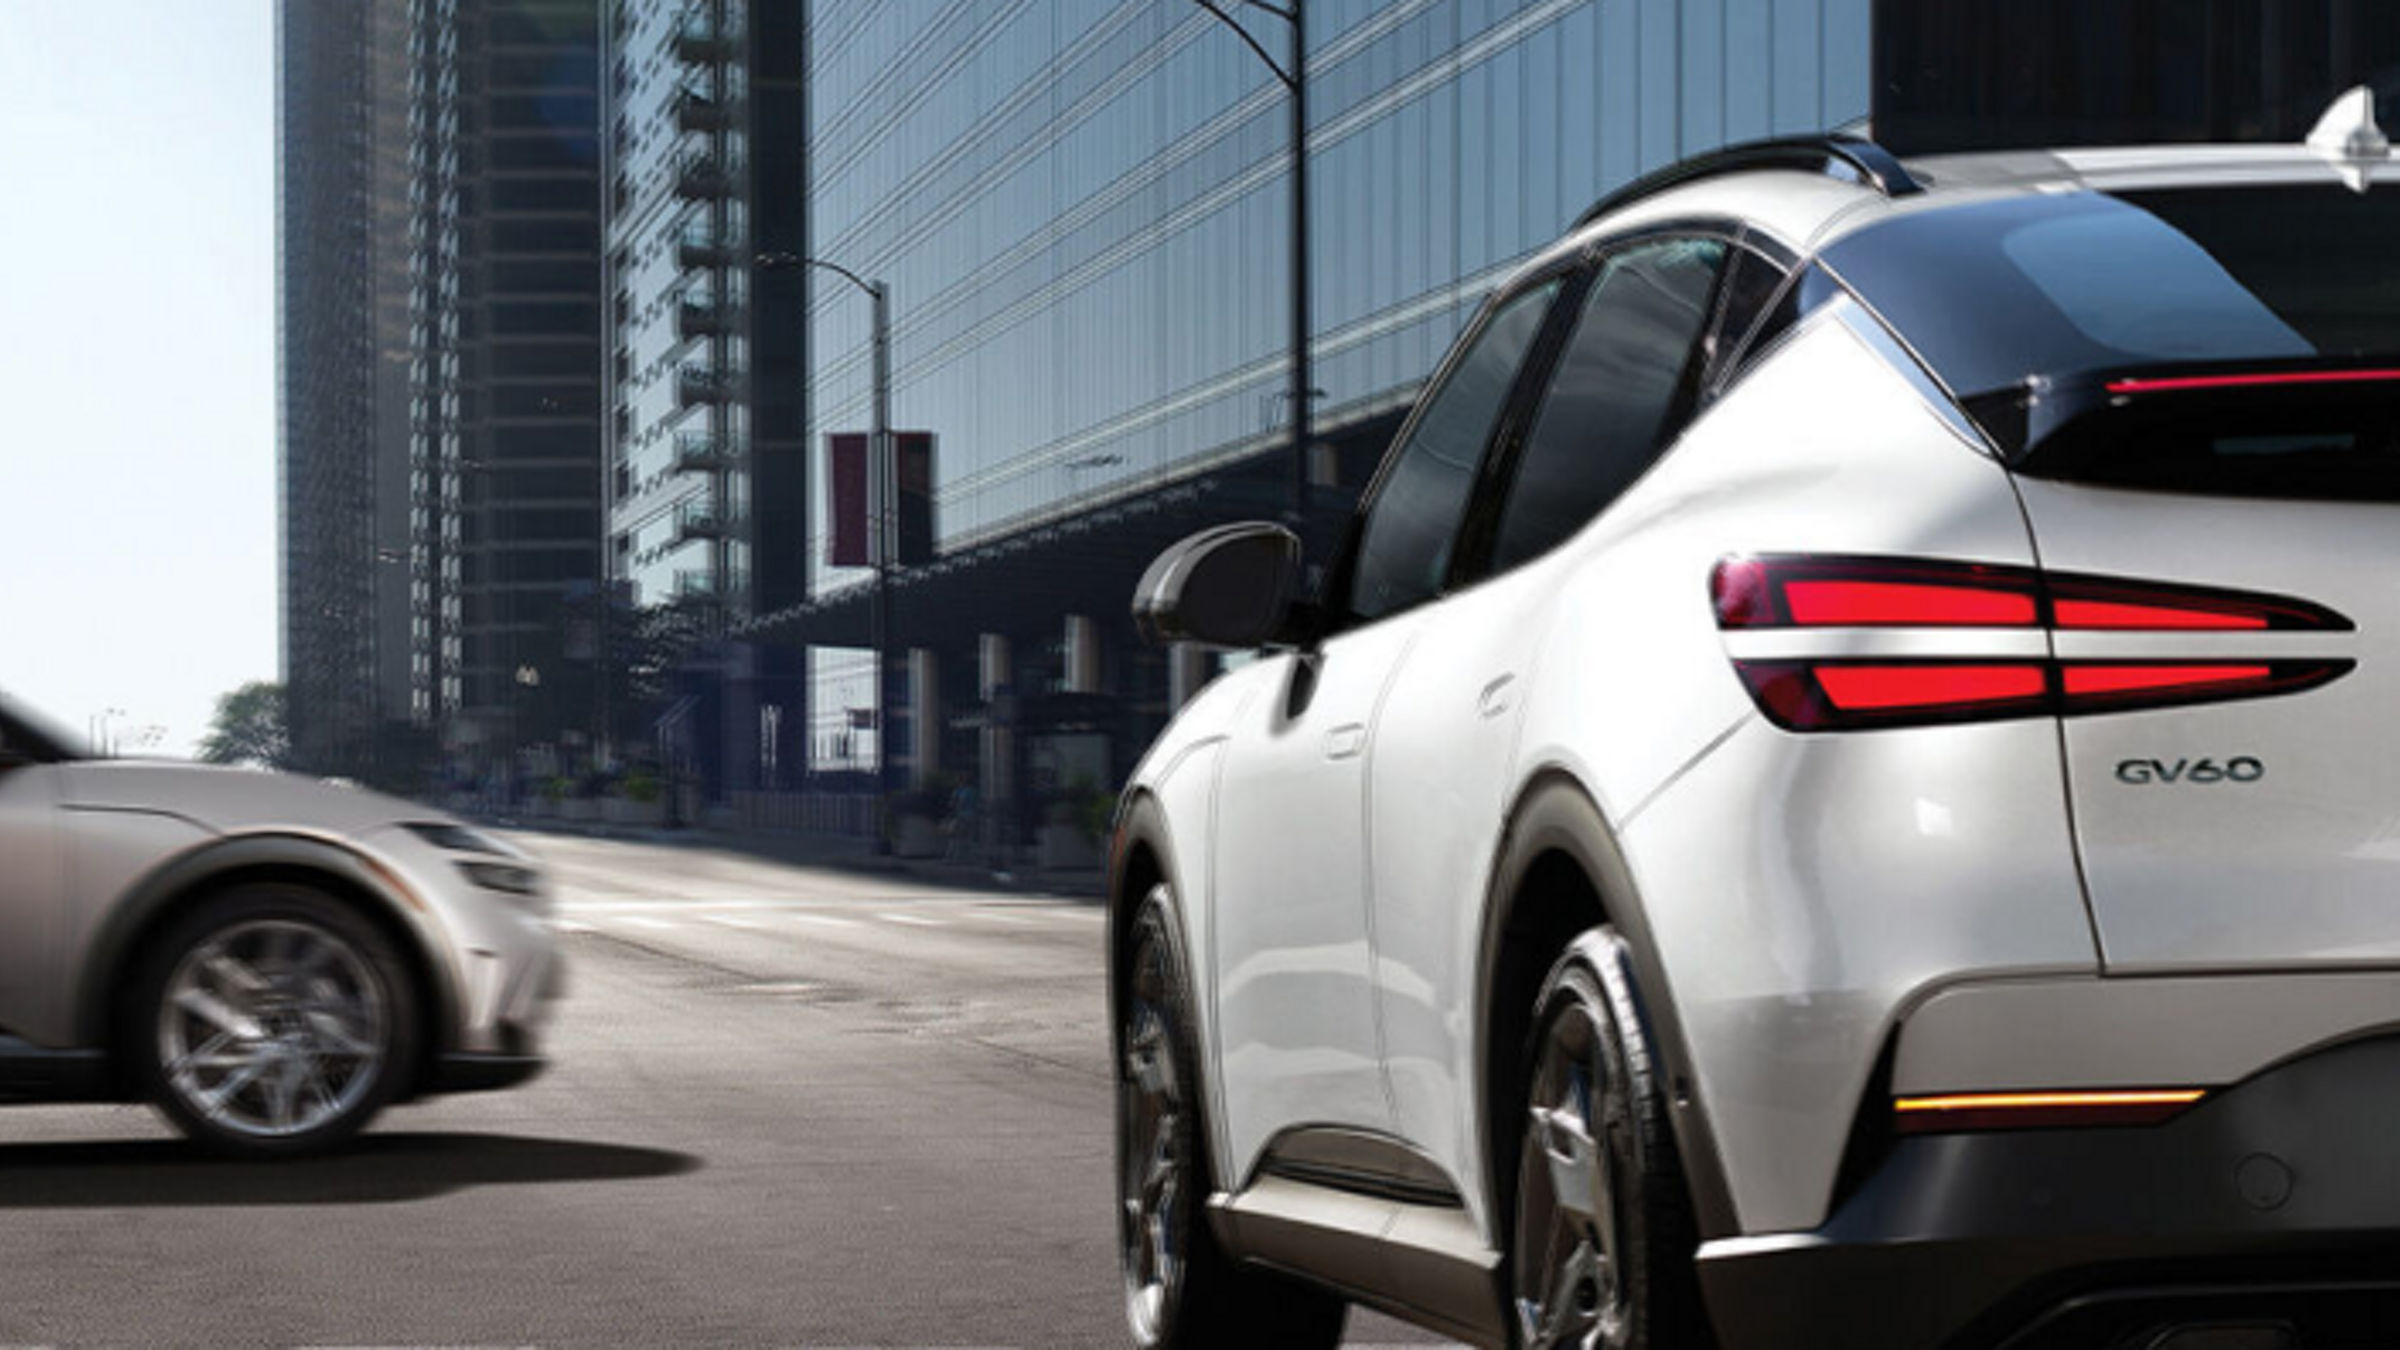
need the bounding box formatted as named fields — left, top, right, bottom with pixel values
left=402, top=822, right=546, bottom=904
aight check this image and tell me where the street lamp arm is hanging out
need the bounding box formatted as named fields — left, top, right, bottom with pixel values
left=1192, top=0, right=1293, bottom=88
left=753, top=251, right=880, bottom=301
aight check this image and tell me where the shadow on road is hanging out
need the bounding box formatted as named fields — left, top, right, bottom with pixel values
left=0, top=1131, right=700, bottom=1208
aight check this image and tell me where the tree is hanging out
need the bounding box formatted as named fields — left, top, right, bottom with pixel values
left=198, top=681, right=289, bottom=769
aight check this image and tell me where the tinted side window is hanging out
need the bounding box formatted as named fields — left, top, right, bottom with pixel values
left=1488, top=238, right=1726, bottom=572
left=1347, top=281, right=1559, bottom=622
left=1702, top=243, right=1788, bottom=390
left=1727, top=262, right=1842, bottom=383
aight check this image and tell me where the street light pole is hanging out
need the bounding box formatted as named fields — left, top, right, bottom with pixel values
left=867, top=278, right=894, bottom=819
left=754, top=251, right=898, bottom=842
left=1195, top=0, right=1310, bottom=532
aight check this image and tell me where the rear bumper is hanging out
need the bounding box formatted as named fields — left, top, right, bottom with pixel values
left=1698, top=1033, right=2400, bottom=1350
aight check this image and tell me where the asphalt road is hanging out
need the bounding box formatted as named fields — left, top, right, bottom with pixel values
left=0, top=831, right=1454, bottom=1348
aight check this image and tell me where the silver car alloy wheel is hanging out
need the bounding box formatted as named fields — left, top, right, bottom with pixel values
left=1515, top=995, right=1631, bottom=1349
left=1118, top=925, right=1185, bottom=1345
left=157, top=918, right=389, bottom=1139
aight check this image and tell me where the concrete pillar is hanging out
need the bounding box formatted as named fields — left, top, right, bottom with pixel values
left=1168, top=641, right=1214, bottom=711
left=979, top=633, right=1014, bottom=858
left=908, top=647, right=940, bottom=789
left=1064, top=614, right=1101, bottom=694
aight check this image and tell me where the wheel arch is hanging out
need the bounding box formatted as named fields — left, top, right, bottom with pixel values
left=1108, top=787, right=1239, bottom=1192
left=76, top=833, right=461, bottom=1097
left=1475, top=770, right=1740, bottom=1241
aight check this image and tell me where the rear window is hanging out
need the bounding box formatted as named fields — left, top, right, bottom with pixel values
left=1822, top=185, right=2400, bottom=400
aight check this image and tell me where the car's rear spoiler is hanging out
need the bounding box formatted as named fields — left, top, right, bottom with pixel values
left=1964, top=360, right=2400, bottom=487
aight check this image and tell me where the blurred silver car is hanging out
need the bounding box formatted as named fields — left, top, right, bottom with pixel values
left=0, top=691, right=560, bottom=1155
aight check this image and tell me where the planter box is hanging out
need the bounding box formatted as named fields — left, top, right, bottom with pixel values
left=1038, top=823, right=1101, bottom=871
left=604, top=796, right=667, bottom=827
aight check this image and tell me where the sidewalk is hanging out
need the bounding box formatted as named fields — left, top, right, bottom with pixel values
left=492, top=812, right=1108, bottom=901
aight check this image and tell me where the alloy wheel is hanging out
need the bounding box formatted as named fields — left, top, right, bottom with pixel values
left=1118, top=924, right=1185, bottom=1344
left=156, top=918, right=390, bottom=1140
left=1515, top=995, right=1632, bottom=1349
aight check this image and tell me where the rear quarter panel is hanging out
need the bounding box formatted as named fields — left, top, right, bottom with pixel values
left=1499, top=308, right=2100, bottom=1234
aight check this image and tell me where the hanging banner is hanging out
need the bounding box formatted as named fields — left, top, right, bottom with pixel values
left=826, top=432, right=869, bottom=567
left=827, top=430, right=938, bottom=568
left=895, top=431, right=937, bottom=567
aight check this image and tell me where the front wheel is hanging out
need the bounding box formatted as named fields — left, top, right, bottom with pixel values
left=1511, top=931, right=1711, bottom=1349
left=133, top=886, right=418, bottom=1156
left=1116, top=884, right=1346, bottom=1349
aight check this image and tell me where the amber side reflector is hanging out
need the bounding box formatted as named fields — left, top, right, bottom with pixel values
left=1893, top=1089, right=2206, bottom=1135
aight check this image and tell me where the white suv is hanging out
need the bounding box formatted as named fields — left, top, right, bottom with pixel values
left=1112, top=101, right=2400, bottom=1350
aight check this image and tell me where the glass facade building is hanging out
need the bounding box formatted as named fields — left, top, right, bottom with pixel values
left=282, top=0, right=605, bottom=786
left=748, top=0, right=1874, bottom=818
left=406, top=0, right=607, bottom=759
left=278, top=0, right=418, bottom=783
left=602, top=0, right=811, bottom=789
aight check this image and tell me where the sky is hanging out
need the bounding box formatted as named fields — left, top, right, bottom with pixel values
left=0, top=1, right=277, bottom=758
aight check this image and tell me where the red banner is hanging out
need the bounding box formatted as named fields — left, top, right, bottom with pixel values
left=826, top=432, right=868, bottom=567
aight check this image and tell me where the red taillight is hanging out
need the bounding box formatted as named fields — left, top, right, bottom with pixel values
left=1712, top=557, right=2351, bottom=633
left=1816, top=665, right=2047, bottom=710
left=1784, top=580, right=2037, bottom=627
left=1740, top=662, right=2051, bottom=732
left=1715, top=556, right=2354, bottom=731
left=2051, top=598, right=2264, bottom=630
left=1713, top=557, right=2037, bottom=628
left=2059, top=664, right=2270, bottom=698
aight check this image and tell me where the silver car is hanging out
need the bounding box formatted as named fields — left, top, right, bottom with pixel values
left=0, top=691, right=560, bottom=1155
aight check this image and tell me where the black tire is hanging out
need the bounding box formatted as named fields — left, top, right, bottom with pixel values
left=1508, top=930, right=1711, bottom=1349
left=131, top=884, right=418, bottom=1157
left=1116, top=884, right=1347, bottom=1349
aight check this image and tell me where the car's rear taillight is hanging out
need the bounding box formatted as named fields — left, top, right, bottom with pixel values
left=1712, top=556, right=2354, bottom=731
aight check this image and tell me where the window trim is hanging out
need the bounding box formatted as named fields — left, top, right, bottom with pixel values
left=1321, top=263, right=1586, bottom=635
left=1320, top=216, right=1796, bottom=636
left=1455, top=222, right=1748, bottom=586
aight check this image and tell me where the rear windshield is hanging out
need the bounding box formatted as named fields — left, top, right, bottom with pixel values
left=1822, top=184, right=2400, bottom=400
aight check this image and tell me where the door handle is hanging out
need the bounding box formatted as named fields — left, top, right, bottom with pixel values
left=1324, top=723, right=1366, bottom=760
left=1477, top=674, right=1517, bottom=720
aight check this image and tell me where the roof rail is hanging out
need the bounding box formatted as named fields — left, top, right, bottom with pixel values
left=1571, top=134, right=1923, bottom=230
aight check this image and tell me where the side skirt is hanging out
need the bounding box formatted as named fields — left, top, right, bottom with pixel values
left=0, top=1035, right=113, bottom=1103
left=1210, top=1174, right=1509, bottom=1348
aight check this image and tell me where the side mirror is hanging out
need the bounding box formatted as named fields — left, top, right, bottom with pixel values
left=1133, top=522, right=1312, bottom=649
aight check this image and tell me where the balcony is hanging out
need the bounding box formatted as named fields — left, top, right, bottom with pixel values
left=674, top=500, right=735, bottom=544
left=674, top=154, right=738, bottom=200
left=677, top=293, right=739, bottom=340
left=677, top=224, right=738, bottom=270
left=674, top=87, right=734, bottom=134
left=672, top=10, right=742, bottom=63
left=675, top=364, right=741, bottom=407
left=673, top=430, right=741, bottom=474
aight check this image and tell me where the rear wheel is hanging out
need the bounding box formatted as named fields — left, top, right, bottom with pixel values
left=1511, top=931, right=1711, bottom=1349
left=133, top=885, right=417, bottom=1157
left=1117, top=884, right=1347, bottom=1349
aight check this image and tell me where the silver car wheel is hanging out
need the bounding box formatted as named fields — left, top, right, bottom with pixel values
left=1117, top=924, right=1184, bottom=1345
left=156, top=918, right=389, bottom=1140
left=1515, top=997, right=1630, bottom=1349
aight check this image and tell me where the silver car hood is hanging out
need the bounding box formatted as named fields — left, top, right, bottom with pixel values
left=52, top=761, right=433, bottom=838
